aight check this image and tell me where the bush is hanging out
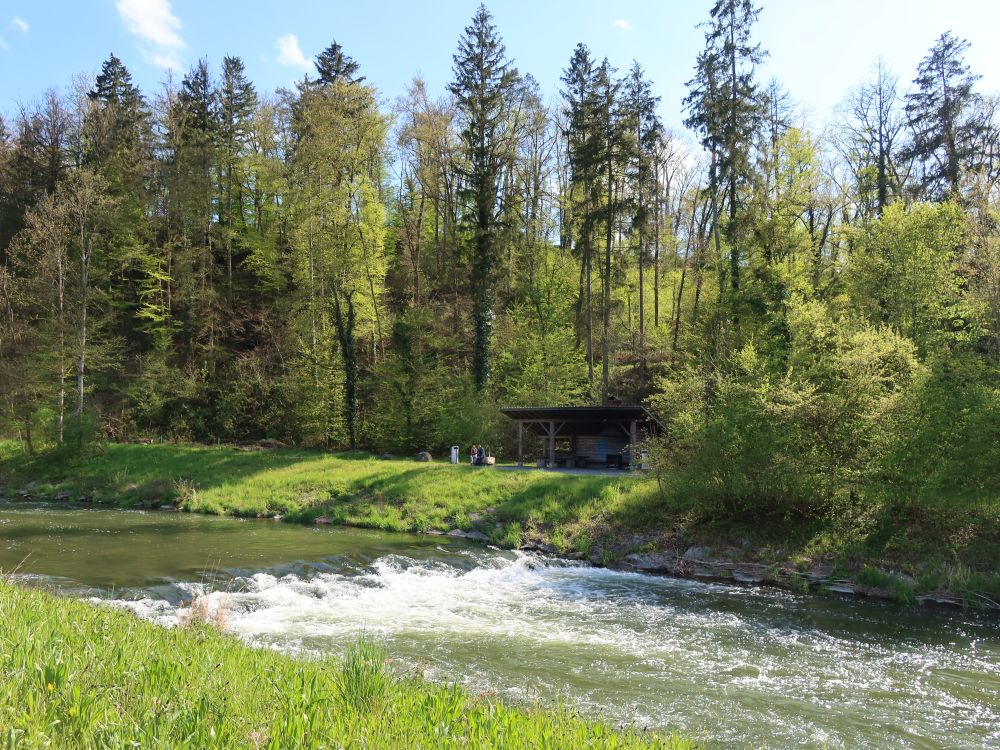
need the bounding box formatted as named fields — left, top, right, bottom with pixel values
left=652, top=300, right=920, bottom=519
left=875, top=353, right=1000, bottom=504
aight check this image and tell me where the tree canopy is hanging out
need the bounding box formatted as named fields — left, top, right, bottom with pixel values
left=0, top=8, right=997, bottom=521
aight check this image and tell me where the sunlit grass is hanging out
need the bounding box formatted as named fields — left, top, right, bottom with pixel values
left=0, top=582, right=692, bottom=749
left=0, top=442, right=657, bottom=553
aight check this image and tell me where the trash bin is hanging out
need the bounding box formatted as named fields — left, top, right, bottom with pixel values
left=640, top=449, right=649, bottom=471
left=450, top=445, right=460, bottom=465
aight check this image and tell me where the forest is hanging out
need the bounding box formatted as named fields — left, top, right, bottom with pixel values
left=1, top=1, right=997, bottom=519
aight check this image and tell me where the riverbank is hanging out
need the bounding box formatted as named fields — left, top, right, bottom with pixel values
left=0, top=581, right=691, bottom=748
left=1, top=441, right=998, bottom=609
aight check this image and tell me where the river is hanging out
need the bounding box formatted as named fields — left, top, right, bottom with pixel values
left=2, top=502, right=997, bottom=749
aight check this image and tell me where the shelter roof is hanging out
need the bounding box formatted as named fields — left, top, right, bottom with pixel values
left=499, top=405, right=663, bottom=437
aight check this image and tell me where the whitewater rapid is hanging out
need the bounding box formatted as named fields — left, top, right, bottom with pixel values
left=99, top=548, right=1000, bottom=750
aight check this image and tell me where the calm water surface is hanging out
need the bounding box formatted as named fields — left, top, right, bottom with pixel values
left=2, top=502, right=997, bottom=749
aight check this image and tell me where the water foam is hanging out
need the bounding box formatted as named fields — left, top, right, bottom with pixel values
left=89, top=549, right=1000, bottom=749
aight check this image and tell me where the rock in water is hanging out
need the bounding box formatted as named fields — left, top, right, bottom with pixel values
left=446, top=529, right=491, bottom=542
left=682, top=545, right=711, bottom=561
left=414, top=451, right=432, bottom=462
left=623, top=552, right=674, bottom=572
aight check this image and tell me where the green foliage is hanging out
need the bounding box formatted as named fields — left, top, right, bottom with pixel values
left=493, top=307, right=590, bottom=407
left=449, top=4, right=520, bottom=390
left=846, top=202, right=968, bottom=352
left=876, top=353, right=1000, bottom=502
left=855, top=565, right=892, bottom=588
left=654, top=299, right=920, bottom=516
left=364, top=308, right=466, bottom=453
left=0, top=11, right=997, bottom=594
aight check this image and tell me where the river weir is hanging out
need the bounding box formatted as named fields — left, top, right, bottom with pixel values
left=2, top=502, right=998, bottom=749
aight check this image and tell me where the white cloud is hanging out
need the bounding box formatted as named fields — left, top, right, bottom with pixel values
left=11, top=17, right=28, bottom=34
left=275, top=33, right=311, bottom=71
left=116, top=0, right=185, bottom=70
left=0, top=36, right=7, bottom=52
left=613, top=19, right=631, bottom=31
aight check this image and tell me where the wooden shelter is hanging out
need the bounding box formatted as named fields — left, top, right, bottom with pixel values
left=500, top=405, right=663, bottom=469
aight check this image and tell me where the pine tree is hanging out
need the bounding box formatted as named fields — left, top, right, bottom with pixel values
left=86, top=53, right=147, bottom=171
left=904, top=32, right=984, bottom=201
left=561, top=43, right=600, bottom=385
left=448, top=4, right=519, bottom=390
left=217, top=56, right=257, bottom=290
left=593, top=59, right=626, bottom=403
left=622, top=61, right=661, bottom=385
left=315, top=41, right=364, bottom=86
left=170, top=58, right=220, bottom=371
left=684, top=0, right=767, bottom=297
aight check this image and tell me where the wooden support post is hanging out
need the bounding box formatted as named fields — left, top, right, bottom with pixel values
left=549, top=420, right=556, bottom=468
left=517, top=421, right=523, bottom=467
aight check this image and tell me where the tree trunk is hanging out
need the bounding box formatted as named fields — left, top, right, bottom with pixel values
left=637, top=165, right=646, bottom=385
left=333, top=290, right=358, bottom=449
left=727, top=15, right=741, bottom=296
left=57, top=251, right=65, bottom=445
left=602, top=169, right=614, bottom=403
left=653, top=162, right=660, bottom=328
left=672, top=192, right=702, bottom=353
left=76, top=231, right=91, bottom=446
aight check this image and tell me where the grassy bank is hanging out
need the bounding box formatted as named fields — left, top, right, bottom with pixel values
left=0, top=442, right=659, bottom=554
left=1, top=441, right=998, bottom=604
left=0, top=582, right=690, bottom=749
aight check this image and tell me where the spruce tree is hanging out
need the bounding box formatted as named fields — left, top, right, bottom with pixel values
left=170, top=59, right=220, bottom=371
left=448, top=4, right=519, bottom=390
left=87, top=54, right=146, bottom=158
left=623, top=61, right=661, bottom=385
left=593, top=59, right=626, bottom=403
left=85, top=54, right=148, bottom=186
left=684, top=0, right=767, bottom=297
left=904, top=32, right=984, bottom=201
left=315, top=41, right=364, bottom=86
left=217, top=56, right=257, bottom=289
left=560, top=43, right=600, bottom=385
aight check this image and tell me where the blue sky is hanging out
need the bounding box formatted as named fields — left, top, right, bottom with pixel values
left=1, top=0, right=999, bottom=133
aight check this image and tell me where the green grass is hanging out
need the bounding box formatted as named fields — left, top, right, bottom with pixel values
left=0, top=442, right=663, bottom=554
left=0, top=582, right=691, bottom=749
